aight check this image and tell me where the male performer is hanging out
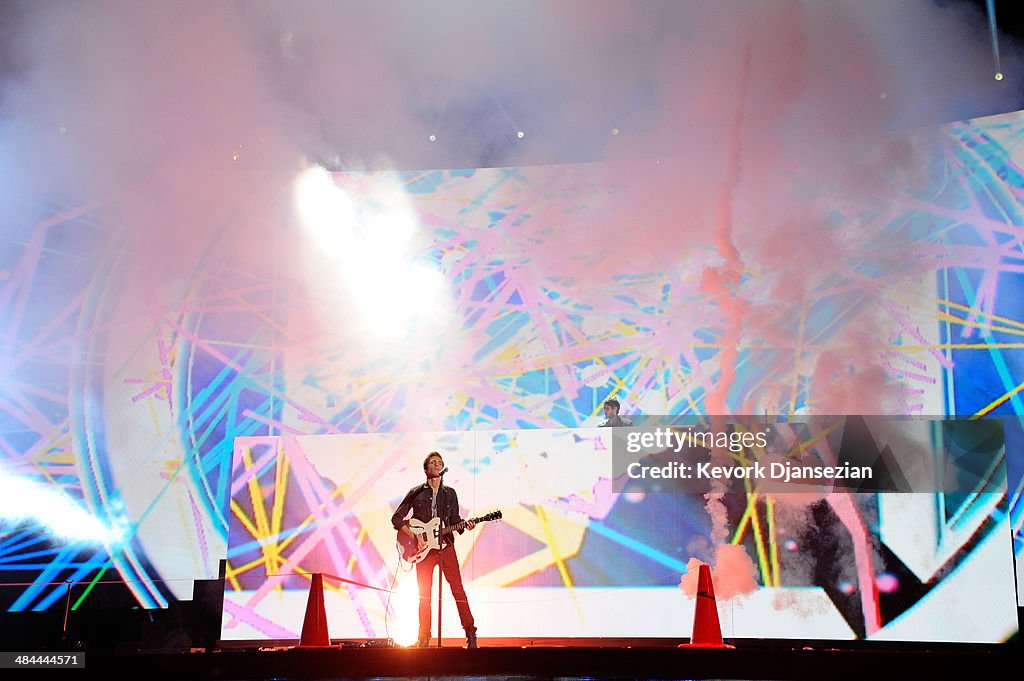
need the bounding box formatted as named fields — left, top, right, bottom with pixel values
left=598, top=397, right=633, bottom=427
left=392, top=451, right=478, bottom=648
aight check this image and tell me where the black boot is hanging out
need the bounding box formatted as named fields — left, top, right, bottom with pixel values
left=465, top=626, right=478, bottom=649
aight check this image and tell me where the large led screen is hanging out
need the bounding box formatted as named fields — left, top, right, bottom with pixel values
left=221, top=417, right=1015, bottom=644
left=1, top=107, right=1022, bottom=647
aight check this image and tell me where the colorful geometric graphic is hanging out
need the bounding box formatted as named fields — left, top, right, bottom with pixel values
left=221, top=418, right=1014, bottom=643
left=1, top=108, right=1022, bottom=644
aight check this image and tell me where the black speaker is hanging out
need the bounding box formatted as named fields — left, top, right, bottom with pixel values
left=188, top=559, right=226, bottom=650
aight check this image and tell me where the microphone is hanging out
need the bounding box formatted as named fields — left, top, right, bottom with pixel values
left=439, top=466, right=449, bottom=476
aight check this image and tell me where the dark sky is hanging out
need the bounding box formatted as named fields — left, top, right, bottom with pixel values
left=962, top=0, right=1024, bottom=39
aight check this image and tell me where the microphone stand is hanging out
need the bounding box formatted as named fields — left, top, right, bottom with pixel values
left=435, top=470, right=446, bottom=649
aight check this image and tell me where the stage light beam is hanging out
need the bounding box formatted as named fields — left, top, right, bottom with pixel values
left=293, top=164, right=357, bottom=258
left=293, top=165, right=450, bottom=340
left=391, top=571, right=419, bottom=647
left=0, top=466, right=125, bottom=544
left=987, top=0, right=1004, bottom=80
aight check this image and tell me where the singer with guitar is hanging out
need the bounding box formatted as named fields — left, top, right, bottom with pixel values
left=391, top=451, right=479, bottom=648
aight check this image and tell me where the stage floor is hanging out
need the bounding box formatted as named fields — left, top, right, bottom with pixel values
left=65, top=639, right=1020, bottom=681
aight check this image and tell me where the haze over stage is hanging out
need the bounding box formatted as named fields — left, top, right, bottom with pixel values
left=0, top=2, right=1022, bottom=678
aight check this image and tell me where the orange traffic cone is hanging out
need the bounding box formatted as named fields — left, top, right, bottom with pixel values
left=298, top=573, right=331, bottom=647
left=679, top=563, right=734, bottom=648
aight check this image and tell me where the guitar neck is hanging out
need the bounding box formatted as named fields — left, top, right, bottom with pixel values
left=439, top=517, right=477, bottom=537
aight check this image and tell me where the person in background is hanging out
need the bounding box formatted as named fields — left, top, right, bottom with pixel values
left=598, top=398, right=633, bottom=427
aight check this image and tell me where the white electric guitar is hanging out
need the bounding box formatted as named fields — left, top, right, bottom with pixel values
left=397, top=511, right=502, bottom=565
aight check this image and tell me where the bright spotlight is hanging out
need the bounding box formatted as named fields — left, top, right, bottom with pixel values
left=391, top=572, right=421, bottom=646
left=349, top=258, right=446, bottom=339
left=293, top=165, right=356, bottom=257
left=0, top=467, right=124, bottom=544
left=296, top=169, right=449, bottom=341
left=517, top=131, right=525, bottom=139
left=995, top=72, right=1004, bottom=81
left=428, top=134, right=437, bottom=142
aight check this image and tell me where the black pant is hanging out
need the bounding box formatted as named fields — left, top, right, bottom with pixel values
left=416, top=544, right=475, bottom=639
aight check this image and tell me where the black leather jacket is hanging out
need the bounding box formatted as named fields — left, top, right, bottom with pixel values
left=391, top=482, right=466, bottom=546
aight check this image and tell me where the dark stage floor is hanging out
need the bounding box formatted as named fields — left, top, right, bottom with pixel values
left=7, top=638, right=1019, bottom=680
